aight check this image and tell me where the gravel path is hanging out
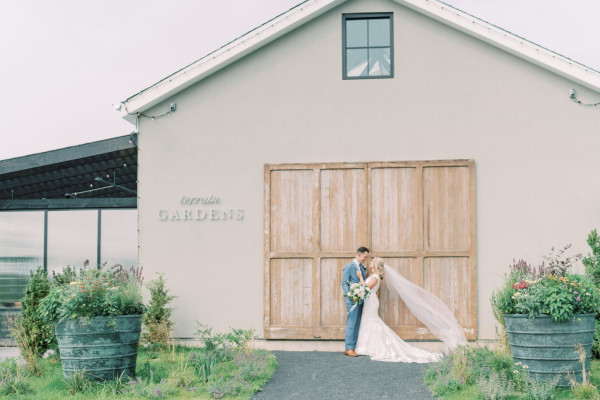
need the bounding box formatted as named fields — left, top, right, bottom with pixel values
left=253, top=351, right=437, bottom=400
left=0, top=347, right=20, bottom=362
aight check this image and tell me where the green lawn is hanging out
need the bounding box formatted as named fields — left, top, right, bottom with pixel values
left=3, top=345, right=277, bottom=399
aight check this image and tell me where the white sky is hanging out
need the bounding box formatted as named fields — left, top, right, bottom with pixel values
left=1, top=0, right=599, bottom=160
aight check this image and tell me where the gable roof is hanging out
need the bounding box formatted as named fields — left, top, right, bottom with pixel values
left=118, top=0, right=600, bottom=123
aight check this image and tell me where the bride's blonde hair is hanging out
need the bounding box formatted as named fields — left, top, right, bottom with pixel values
left=372, top=257, right=385, bottom=280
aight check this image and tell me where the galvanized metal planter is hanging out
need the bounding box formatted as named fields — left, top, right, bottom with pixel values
left=505, top=313, right=595, bottom=386
left=55, top=314, right=142, bottom=380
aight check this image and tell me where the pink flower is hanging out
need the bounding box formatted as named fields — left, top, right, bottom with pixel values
left=574, top=291, right=579, bottom=295
left=576, top=296, right=581, bottom=301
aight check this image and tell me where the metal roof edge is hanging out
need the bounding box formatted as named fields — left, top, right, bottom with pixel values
left=0, top=135, right=136, bottom=176
left=119, top=0, right=346, bottom=121
left=119, top=0, right=600, bottom=124
left=394, top=0, right=600, bottom=92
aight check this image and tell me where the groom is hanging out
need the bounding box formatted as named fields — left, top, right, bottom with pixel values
left=341, top=246, right=369, bottom=357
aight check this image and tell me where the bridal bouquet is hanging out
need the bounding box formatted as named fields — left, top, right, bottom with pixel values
left=345, top=282, right=371, bottom=311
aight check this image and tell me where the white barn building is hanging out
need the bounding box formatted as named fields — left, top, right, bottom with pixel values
left=117, top=0, right=600, bottom=349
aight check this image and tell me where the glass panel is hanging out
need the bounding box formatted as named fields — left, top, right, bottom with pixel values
left=368, top=18, right=391, bottom=47
left=346, top=49, right=368, bottom=77
left=368, top=48, right=391, bottom=76
left=0, top=212, right=43, bottom=303
left=345, top=19, right=367, bottom=47
left=101, top=210, right=137, bottom=268
left=47, top=210, right=97, bottom=274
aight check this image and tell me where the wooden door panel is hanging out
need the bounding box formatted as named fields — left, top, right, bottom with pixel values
left=320, top=258, right=353, bottom=326
left=423, top=166, right=470, bottom=251
left=371, top=167, right=420, bottom=251
left=379, top=257, right=425, bottom=328
left=320, top=168, right=368, bottom=252
left=423, top=257, right=472, bottom=329
left=270, top=170, right=315, bottom=252
left=270, top=258, right=314, bottom=326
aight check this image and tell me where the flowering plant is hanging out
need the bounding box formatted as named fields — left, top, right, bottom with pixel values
left=40, top=263, right=145, bottom=322
left=344, top=282, right=371, bottom=304
left=492, top=246, right=600, bottom=323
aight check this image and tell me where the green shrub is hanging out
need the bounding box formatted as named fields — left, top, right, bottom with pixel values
left=206, top=373, right=250, bottom=399
left=0, top=358, right=32, bottom=395
left=424, top=346, right=473, bottom=395
left=594, top=320, right=600, bottom=359
left=571, top=383, right=600, bottom=400
left=424, top=346, right=560, bottom=399
left=476, top=370, right=514, bottom=400
left=9, top=267, right=55, bottom=374
left=40, top=264, right=145, bottom=322
left=190, top=324, right=255, bottom=383
left=584, top=229, right=600, bottom=287
left=126, top=374, right=178, bottom=398
left=234, top=349, right=270, bottom=381
left=17, top=267, right=55, bottom=355
left=143, top=273, right=175, bottom=346
left=62, top=369, right=93, bottom=394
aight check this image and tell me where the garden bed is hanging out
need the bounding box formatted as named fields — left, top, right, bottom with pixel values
left=425, top=345, right=600, bottom=400
left=0, top=344, right=278, bottom=399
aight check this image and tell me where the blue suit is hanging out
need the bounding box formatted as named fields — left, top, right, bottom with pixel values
left=341, top=261, right=367, bottom=350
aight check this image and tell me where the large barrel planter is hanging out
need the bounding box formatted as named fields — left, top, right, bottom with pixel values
left=505, top=313, right=595, bottom=386
left=55, top=314, right=142, bottom=380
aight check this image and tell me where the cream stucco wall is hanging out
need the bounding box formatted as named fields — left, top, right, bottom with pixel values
left=135, top=0, right=600, bottom=341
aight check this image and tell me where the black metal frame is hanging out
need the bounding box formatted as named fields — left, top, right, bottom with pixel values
left=2, top=207, right=136, bottom=271
left=0, top=198, right=137, bottom=210
left=0, top=135, right=138, bottom=271
left=342, top=12, right=394, bottom=80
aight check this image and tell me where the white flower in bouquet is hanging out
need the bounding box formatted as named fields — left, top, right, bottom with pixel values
left=344, top=282, right=371, bottom=308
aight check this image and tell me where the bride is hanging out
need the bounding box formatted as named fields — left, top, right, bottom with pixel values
left=354, top=257, right=466, bottom=362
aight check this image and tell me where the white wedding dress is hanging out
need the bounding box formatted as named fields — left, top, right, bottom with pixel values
left=355, top=266, right=466, bottom=362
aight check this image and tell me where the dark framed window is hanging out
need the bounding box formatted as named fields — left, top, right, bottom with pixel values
left=342, top=13, right=393, bottom=79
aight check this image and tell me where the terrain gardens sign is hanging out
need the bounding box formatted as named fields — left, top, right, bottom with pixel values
left=158, top=195, right=244, bottom=222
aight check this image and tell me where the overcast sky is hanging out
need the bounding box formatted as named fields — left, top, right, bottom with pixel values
left=1, top=0, right=598, bottom=160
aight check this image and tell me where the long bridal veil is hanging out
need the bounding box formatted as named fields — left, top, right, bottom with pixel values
left=383, top=264, right=466, bottom=352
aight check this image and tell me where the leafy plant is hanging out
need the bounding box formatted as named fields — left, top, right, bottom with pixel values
left=594, top=320, right=600, bottom=359
left=189, top=324, right=255, bottom=383
left=9, top=267, right=55, bottom=374
left=126, top=374, right=178, bottom=398
left=492, top=246, right=600, bottom=322
left=40, top=263, right=145, bottom=322
left=62, top=369, right=93, bottom=394
left=425, top=346, right=561, bottom=399
left=189, top=348, right=226, bottom=384
left=476, top=370, right=514, bottom=400
left=583, top=229, right=600, bottom=287
left=425, top=346, right=474, bottom=396
left=206, top=373, right=250, bottom=399
left=143, top=273, right=175, bottom=346
left=568, top=343, right=600, bottom=399
left=525, top=376, right=559, bottom=400
left=234, top=349, right=270, bottom=381
left=543, top=244, right=583, bottom=277
left=0, top=358, right=32, bottom=395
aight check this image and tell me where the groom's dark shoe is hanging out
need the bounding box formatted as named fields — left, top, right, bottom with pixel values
left=345, top=349, right=358, bottom=357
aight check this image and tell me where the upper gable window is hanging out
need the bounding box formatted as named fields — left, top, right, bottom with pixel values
left=342, top=13, right=393, bottom=79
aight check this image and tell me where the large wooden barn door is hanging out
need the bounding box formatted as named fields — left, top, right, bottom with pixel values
left=264, top=161, right=476, bottom=340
